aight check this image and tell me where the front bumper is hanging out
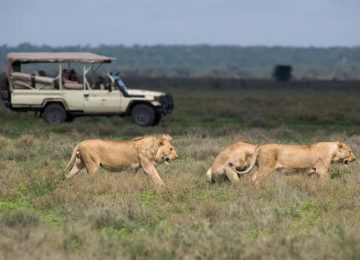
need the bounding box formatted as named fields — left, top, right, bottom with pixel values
left=157, top=94, right=174, bottom=115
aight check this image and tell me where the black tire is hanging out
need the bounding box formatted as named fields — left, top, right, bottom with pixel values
left=0, top=73, right=10, bottom=101
left=0, top=73, right=7, bottom=90
left=152, top=113, right=162, bottom=126
left=131, top=104, right=155, bottom=127
left=42, top=104, right=67, bottom=124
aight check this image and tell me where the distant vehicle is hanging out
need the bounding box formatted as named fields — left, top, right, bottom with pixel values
left=0, top=52, right=173, bottom=126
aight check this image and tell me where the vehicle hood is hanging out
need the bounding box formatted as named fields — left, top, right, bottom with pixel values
left=126, top=89, right=165, bottom=97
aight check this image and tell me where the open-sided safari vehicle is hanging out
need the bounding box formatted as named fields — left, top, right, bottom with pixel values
left=0, top=52, right=173, bottom=126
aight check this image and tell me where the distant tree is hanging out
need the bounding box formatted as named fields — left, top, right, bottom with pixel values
left=272, top=65, right=293, bottom=81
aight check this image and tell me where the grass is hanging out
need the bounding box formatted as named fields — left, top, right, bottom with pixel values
left=1, top=79, right=360, bottom=259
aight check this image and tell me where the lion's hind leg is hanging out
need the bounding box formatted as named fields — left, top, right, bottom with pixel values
left=251, top=158, right=275, bottom=185
left=251, top=167, right=274, bottom=186
left=78, top=150, right=101, bottom=175
left=251, top=150, right=277, bottom=185
left=84, top=160, right=100, bottom=175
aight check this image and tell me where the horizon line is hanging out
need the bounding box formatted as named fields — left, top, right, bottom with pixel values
left=1, top=42, right=360, bottom=49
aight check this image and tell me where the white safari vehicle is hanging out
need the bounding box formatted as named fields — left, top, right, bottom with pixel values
left=0, top=52, right=173, bottom=126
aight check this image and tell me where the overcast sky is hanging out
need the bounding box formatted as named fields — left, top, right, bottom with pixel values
left=1, top=0, right=359, bottom=47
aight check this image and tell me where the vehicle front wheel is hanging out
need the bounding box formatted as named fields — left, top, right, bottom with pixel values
left=43, top=104, right=67, bottom=124
left=131, top=104, right=155, bottom=127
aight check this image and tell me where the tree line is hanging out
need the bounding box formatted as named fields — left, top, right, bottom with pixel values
left=1, top=43, right=360, bottom=79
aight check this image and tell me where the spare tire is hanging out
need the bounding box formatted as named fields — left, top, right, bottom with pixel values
left=0, top=73, right=10, bottom=101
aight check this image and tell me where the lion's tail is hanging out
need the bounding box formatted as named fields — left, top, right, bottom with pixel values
left=206, top=167, right=214, bottom=183
left=233, top=146, right=260, bottom=175
left=64, top=144, right=80, bottom=173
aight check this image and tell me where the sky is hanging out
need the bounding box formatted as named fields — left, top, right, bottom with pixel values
left=1, top=0, right=359, bottom=47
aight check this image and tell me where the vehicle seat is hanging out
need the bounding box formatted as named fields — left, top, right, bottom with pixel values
left=11, top=72, right=32, bottom=89
left=34, top=76, right=55, bottom=89
left=64, top=83, right=83, bottom=90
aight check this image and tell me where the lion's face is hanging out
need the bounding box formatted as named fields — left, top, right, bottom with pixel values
left=155, top=135, right=178, bottom=164
left=335, top=142, right=356, bottom=165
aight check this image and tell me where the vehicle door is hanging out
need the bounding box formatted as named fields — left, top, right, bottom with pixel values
left=83, top=85, right=122, bottom=113
left=62, top=83, right=86, bottom=111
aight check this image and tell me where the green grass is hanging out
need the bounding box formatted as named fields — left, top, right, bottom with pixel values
left=1, top=81, right=360, bottom=259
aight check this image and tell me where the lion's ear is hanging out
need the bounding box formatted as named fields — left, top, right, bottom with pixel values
left=158, top=137, right=166, bottom=146
left=338, top=142, right=344, bottom=149
left=158, top=134, right=172, bottom=146
left=162, top=134, right=172, bottom=142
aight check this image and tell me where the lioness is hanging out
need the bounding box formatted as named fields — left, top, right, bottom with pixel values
left=206, top=141, right=259, bottom=183
left=64, top=134, right=178, bottom=185
left=246, top=142, right=356, bottom=185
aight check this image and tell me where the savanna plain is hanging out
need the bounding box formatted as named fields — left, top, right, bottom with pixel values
left=1, top=79, right=360, bottom=259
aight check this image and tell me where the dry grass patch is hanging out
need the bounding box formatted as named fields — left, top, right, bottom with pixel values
left=17, top=134, right=36, bottom=148
left=0, top=136, right=8, bottom=149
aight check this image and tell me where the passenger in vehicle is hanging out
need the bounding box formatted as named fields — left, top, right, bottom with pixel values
left=62, top=69, right=78, bottom=84
left=95, top=76, right=108, bottom=90
left=39, top=70, right=46, bottom=76
left=62, top=69, right=70, bottom=83
left=69, top=69, right=78, bottom=82
left=35, top=70, right=47, bottom=76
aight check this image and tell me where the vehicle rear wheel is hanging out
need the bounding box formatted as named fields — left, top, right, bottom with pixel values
left=131, top=104, right=155, bottom=127
left=43, top=104, right=67, bottom=124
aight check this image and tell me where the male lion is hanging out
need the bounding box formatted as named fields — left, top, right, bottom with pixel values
left=64, top=134, right=178, bottom=185
left=206, top=141, right=259, bottom=183
left=246, top=142, right=356, bottom=185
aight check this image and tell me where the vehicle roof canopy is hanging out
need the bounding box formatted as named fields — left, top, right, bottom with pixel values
left=7, top=52, right=116, bottom=75
left=7, top=52, right=115, bottom=66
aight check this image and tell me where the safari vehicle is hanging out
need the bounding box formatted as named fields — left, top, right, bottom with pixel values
left=0, top=52, right=173, bottom=126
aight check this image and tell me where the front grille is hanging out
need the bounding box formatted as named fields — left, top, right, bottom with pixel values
left=159, top=94, right=174, bottom=114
